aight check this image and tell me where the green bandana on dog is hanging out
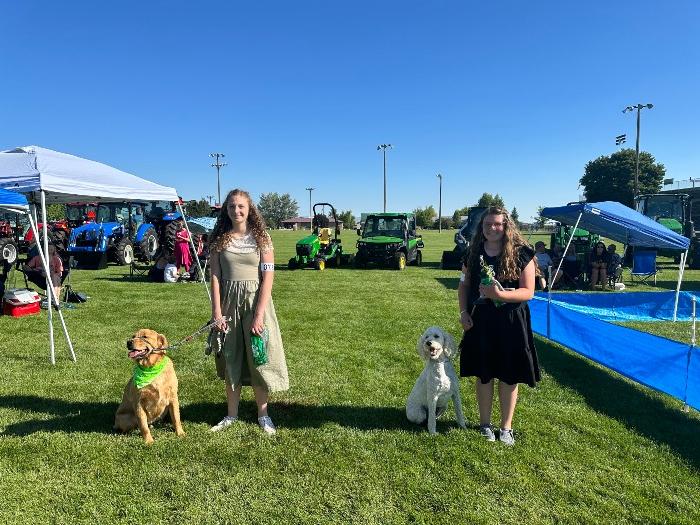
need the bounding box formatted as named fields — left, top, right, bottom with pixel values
left=133, top=356, right=170, bottom=389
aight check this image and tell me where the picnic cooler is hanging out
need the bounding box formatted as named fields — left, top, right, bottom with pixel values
left=2, top=289, right=41, bottom=317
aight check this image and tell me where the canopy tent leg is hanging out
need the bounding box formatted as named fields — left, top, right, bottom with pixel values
left=551, top=212, right=583, bottom=292
left=40, top=191, right=56, bottom=364
left=673, top=250, right=688, bottom=322
left=27, top=211, right=75, bottom=362
left=176, top=201, right=211, bottom=303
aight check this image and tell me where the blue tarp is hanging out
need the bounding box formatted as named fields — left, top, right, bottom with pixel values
left=0, top=187, right=28, bottom=210
left=535, top=291, right=700, bottom=322
left=530, top=295, right=700, bottom=410
left=541, top=201, right=690, bottom=251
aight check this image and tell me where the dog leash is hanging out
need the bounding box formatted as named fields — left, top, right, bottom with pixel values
left=130, top=316, right=231, bottom=357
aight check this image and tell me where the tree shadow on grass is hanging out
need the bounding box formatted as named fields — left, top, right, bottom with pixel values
left=537, top=338, right=700, bottom=470
left=0, top=395, right=119, bottom=436
left=435, top=277, right=459, bottom=290
left=652, top=280, right=700, bottom=292
left=0, top=395, right=459, bottom=436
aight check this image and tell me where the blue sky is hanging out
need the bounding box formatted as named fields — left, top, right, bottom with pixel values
left=1, top=1, right=698, bottom=222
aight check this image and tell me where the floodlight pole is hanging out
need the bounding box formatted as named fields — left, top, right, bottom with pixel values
left=209, top=153, right=227, bottom=205
left=306, top=187, right=314, bottom=229
left=623, top=103, right=653, bottom=197
left=436, top=173, right=443, bottom=233
left=377, top=144, right=392, bottom=212
left=206, top=195, right=214, bottom=206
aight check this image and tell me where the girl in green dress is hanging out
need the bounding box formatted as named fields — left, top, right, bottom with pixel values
left=209, top=189, right=289, bottom=434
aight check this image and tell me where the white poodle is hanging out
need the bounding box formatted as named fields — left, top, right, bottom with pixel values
left=406, top=326, right=467, bottom=435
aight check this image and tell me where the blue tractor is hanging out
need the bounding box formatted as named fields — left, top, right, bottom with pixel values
left=68, top=202, right=161, bottom=269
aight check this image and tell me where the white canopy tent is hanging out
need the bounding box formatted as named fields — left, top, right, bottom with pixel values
left=0, top=146, right=209, bottom=361
left=0, top=188, right=75, bottom=363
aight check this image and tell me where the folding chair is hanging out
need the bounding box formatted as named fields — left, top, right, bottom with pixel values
left=630, top=249, right=658, bottom=285
left=129, top=260, right=152, bottom=279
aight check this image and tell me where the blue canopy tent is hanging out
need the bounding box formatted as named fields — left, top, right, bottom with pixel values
left=541, top=201, right=691, bottom=320
left=0, top=188, right=75, bottom=363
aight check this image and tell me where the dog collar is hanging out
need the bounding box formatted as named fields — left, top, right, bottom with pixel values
left=133, top=355, right=170, bottom=389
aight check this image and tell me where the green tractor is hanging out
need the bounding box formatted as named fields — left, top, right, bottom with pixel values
left=550, top=222, right=600, bottom=262
left=354, top=212, right=423, bottom=270
left=288, top=203, right=343, bottom=271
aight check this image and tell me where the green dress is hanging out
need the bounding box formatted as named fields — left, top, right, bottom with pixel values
left=212, top=233, right=289, bottom=392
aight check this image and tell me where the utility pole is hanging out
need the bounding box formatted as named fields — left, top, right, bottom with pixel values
left=622, top=103, right=653, bottom=197
left=436, top=173, right=443, bottom=233
left=209, top=153, right=227, bottom=205
left=205, top=195, right=214, bottom=206
left=377, top=144, right=393, bottom=212
left=305, top=187, right=314, bottom=229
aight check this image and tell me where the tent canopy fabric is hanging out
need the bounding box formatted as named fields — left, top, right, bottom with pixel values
left=0, top=187, right=29, bottom=211
left=541, top=201, right=690, bottom=251
left=0, top=146, right=178, bottom=203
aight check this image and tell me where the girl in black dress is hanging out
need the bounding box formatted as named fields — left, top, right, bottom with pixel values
left=458, top=206, right=540, bottom=445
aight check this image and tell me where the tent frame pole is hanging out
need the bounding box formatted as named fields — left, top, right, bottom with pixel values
left=27, top=211, right=75, bottom=362
left=673, top=250, right=688, bottom=322
left=40, top=190, right=56, bottom=364
left=175, top=201, right=210, bottom=302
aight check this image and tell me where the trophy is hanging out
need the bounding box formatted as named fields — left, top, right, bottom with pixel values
left=475, top=255, right=504, bottom=307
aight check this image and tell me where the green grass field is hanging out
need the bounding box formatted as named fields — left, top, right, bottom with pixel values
left=1, top=229, right=699, bottom=524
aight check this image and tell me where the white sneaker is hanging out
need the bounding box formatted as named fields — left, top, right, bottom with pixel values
left=210, top=416, right=237, bottom=432
left=258, top=416, right=276, bottom=435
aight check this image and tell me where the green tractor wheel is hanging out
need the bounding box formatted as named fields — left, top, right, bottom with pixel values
left=414, top=251, right=422, bottom=266
left=315, top=259, right=326, bottom=271
left=395, top=252, right=406, bottom=270
left=334, top=251, right=342, bottom=267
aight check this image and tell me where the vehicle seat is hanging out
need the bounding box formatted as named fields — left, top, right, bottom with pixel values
left=318, top=228, right=332, bottom=245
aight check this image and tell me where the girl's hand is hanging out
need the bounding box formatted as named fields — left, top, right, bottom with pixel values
left=460, top=310, right=473, bottom=331
left=478, top=282, right=502, bottom=300
left=251, top=312, right=265, bottom=335
left=214, top=316, right=228, bottom=332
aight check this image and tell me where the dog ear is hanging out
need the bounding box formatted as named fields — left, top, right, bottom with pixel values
left=416, top=330, right=428, bottom=359
left=158, top=333, right=168, bottom=350
left=443, top=330, right=458, bottom=359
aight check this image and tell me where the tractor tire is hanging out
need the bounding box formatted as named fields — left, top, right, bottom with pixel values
left=395, top=251, right=407, bottom=270
left=0, top=238, right=18, bottom=265
left=413, top=250, right=422, bottom=266
left=163, top=221, right=179, bottom=255
left=315, top=259, right=326, bottom=271
left=139, top=227, right=159, bottom=261
left=353, top=254, right=366, bottom=268
left=288, top=257, right=297, bottom=270
left=116, top=238, right=134, bottom=266
left=334, top=251, right=342, bottom=267
left=51, top=230, right=68, bottom=253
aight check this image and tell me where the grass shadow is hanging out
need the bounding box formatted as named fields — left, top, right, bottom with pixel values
left=184, top=400, right=461, bottom=433
left=537, top=338, right=700, bottom=470
left=0, top=395, right=119, bottom=436
left=435, top=277, right=459, bottom=290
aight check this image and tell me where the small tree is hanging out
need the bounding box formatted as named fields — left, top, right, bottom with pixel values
left=257, top=192, right=299, bottom=229
left=184, top=199, right=211, bottom=218
left=534, top=206, right=547, bottom=230
left=337, top=210, right=355, bottom=230
left=413, top=205, right=437, bottom=228
left=476, top=193, right=505, bottom=209
left=452, top=206, right=470, bottom=224
left=45, top=204, right=66, bottom=221
left=510, top=207, right=519, bottom=225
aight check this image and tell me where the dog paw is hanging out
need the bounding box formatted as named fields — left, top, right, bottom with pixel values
left=144, top=436, right=154, bottom=446
left=176, top=430, right=186, bottom=437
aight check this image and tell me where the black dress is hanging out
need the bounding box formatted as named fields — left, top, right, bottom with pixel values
left=459, top=245, right=541, bottom=387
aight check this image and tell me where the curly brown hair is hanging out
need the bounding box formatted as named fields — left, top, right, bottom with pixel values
left=210, top=189, right=270, bottom=252
left=464, top=206, right=532, bottom=282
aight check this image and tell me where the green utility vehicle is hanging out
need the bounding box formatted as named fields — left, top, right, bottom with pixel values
left=550, top=222, right=600, bottom=260
left=288, top=203, right=343, bottom=271
left=354, top=212, right=423, bottom=270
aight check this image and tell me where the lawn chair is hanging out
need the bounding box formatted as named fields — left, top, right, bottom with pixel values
left=630, top=249, right=658, bottom=285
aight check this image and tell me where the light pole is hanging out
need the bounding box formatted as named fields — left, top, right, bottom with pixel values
left=209, top=153, right=227, bottom=205
left=305, top=187, right=314, bottom=229
left=622, top=103, right=653, bottom=197
left=436, top=173, right=443, bottom=233
left=205, top=195, right=214, bottom=206
left=377, top=144, right=392, bottom=212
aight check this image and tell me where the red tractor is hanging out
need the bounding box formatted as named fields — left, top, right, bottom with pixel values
left=22, top=203, right=96, bottom=253
left=0, top=217, right=18, bottom=265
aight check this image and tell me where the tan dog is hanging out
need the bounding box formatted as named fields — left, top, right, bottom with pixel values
left=113, top=329, right=185, bottom=444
